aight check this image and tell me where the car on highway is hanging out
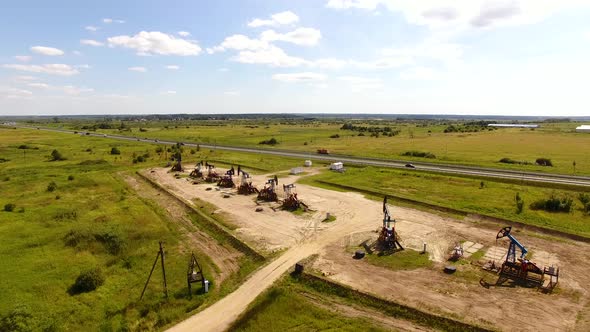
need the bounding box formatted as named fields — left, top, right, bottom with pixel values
left=405, top=163, right=416, bottom=168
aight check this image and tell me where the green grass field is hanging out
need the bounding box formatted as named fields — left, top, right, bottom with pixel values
left=56, top=119, right=590, bottom=175
left=230, top=287, right=388, bottom=332
left=0, top=127, right=265, bottom=330
left=300, top=166, right=590, bottom=238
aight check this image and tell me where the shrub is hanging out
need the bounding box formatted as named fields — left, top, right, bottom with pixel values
left=4, top=204, right=16, bottom=212
left=17, top=207, right=25, bottom=213
left=95, top=232, right=126, bottom=255
left=329, top=134, right=340, bottom=138
left=535, top=158, right=553, bottom=167
left=155, top=146, right=163, bottom=153
left=259, top=138, right=278, bottom=145
left=402, top=151, right=436, bottom=159
left=515, top=193, right=524, bottom=214
left=530, top=194, right=573, bottom=212
left=110, top=147, right=121, bottom=155
left=190, top=149, right=196, bottom=154
left=67, top=175, right=74, bottom=181
left=139, top=128, right=148, bottom=132
left=47, top=181, right=57, bottom=192
left=0, top=158, right=9, bottom=163
left=50, top=149, right=66, bottom=161
left=0, top=305, right=32, bottom=332
left=70, top=268, right=105, bottom=294
left=17, top=144, right=29, bottom=149
left=2, top=176, right=9, bottom=181
left=499, top=158, right=531, bottom=165
left=578, top=193, right=590, bottom=206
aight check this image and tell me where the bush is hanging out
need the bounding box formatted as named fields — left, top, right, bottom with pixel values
left=49, top=149, right=66, bottom=161
left=4, top=203, right=16, bottom=212
left=535, top=158, right=553, bottom=167
left=67, top=175, right=75, bottom=181
left=70, top=268, right=105, bottom=294
left=0, top=158, right=9, bottom=163
left=259, top=138, right=278, bottom=145
left=499, top=158, right=531, bottom=165
left=47, top=181, right=57, bottom=192
left=329, top=134, right=340, bottom=138
left=578, top=193, right=590, bottom=205
left=110, top=147, right=121, bottom=155
left=0, top=305, right=32, bottom=332
left=530, top=194, right=573, bottom=212
left=402, top=151, right=436, bottom=159
left=139, top=128, right=148, bottom=132
left=515, top=193, right=524, bottom=214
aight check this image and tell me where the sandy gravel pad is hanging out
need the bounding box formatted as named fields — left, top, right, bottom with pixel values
left=153, top=167, right=590, bottom=332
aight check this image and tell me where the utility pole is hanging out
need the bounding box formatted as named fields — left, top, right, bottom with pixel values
left=140, top=241, right=168, bottom=300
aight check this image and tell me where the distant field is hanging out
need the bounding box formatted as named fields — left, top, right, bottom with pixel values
left=52, top=119, right=590, bottom=175
left=0, top=128, right=271, bottom=330
left=299, top=166, right=590, bottom=238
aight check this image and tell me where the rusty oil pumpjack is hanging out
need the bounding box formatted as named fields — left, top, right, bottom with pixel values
left=189, top=161, right=204, bottom=178
left=170, top=152, right=183, bottom=172
left=257, top=176, right=279, bottom=202
left=217, top=166, right=236, bottom=188
left=237, top=170, right=259, bottom=195
left=281, top=183, right=308, bottom=210
left=495, top=226, right=559, bottom=289
left=204, top=162, right=220, bottom=183
left=377, top=196, right=403, bottom=251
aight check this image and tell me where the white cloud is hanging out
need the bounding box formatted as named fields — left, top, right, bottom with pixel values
left=224, top=91, right=240, bottom=96
left=162, top=90, right=177, bottom=95
left=128, top=66, right=147, bottom=72
left=325, top=0, right=587, bottom=30
left=63, top=85, right=94, bottom=95
left=399, top=66, right=438, bottom=80
left=338, top=75, right=383, bottom=91
left=178, top=31, right=191, bottom=37
left=208, top=34, right=269, bottom=54
left=108, top=31, right=201, bottom=56
left=218, top=68, right=229, bottom=72
left=85, top=26, right=99, bottom=32
left=103, top=18, right=125, bottom=24
left=14, top=75, right=38, bottom=81
left=2, top=64, right=79, bottom=76
left=260, top=28, right=322, bottom=46
left=75, top=64, right=91, bottom=69
left=21, top=82, right=93, bottom=95
left=248, top=11, right=299, bottom=27
left=165, top=65, right=180, bottom=70
left=14, top=55, right=32, bottom=62
left=232, top=45, right=307, bottom=67
left=272, top=72, right=326, bottom=82
left=0, top=87, right=33, bottom=98
left=80, top=39, right=104, bottom=47
left=30, top=46, right=64, bottom=56
left=28, top=82, right=49, bottom=89
left=312, top=58, right=349, bottom=70
left=381, top=40, right=463, bottom=65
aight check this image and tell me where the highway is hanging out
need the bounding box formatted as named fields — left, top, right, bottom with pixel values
left=13, top=124, right=590, bottom=188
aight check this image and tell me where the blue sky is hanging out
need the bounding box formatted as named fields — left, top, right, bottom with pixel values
left=1, top=0, right=590, bottom=116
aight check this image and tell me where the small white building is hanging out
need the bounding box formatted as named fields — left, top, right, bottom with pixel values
left=290, top=167, right=304, bottom=175
left=330, top=162, right=344, bottom=171
left=576, top=125, right=590, bottom=132
left=304, top=160, right=312, bottom=167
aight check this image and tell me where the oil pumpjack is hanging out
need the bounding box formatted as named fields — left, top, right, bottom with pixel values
left=378, top=196, right=403, bottom=251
